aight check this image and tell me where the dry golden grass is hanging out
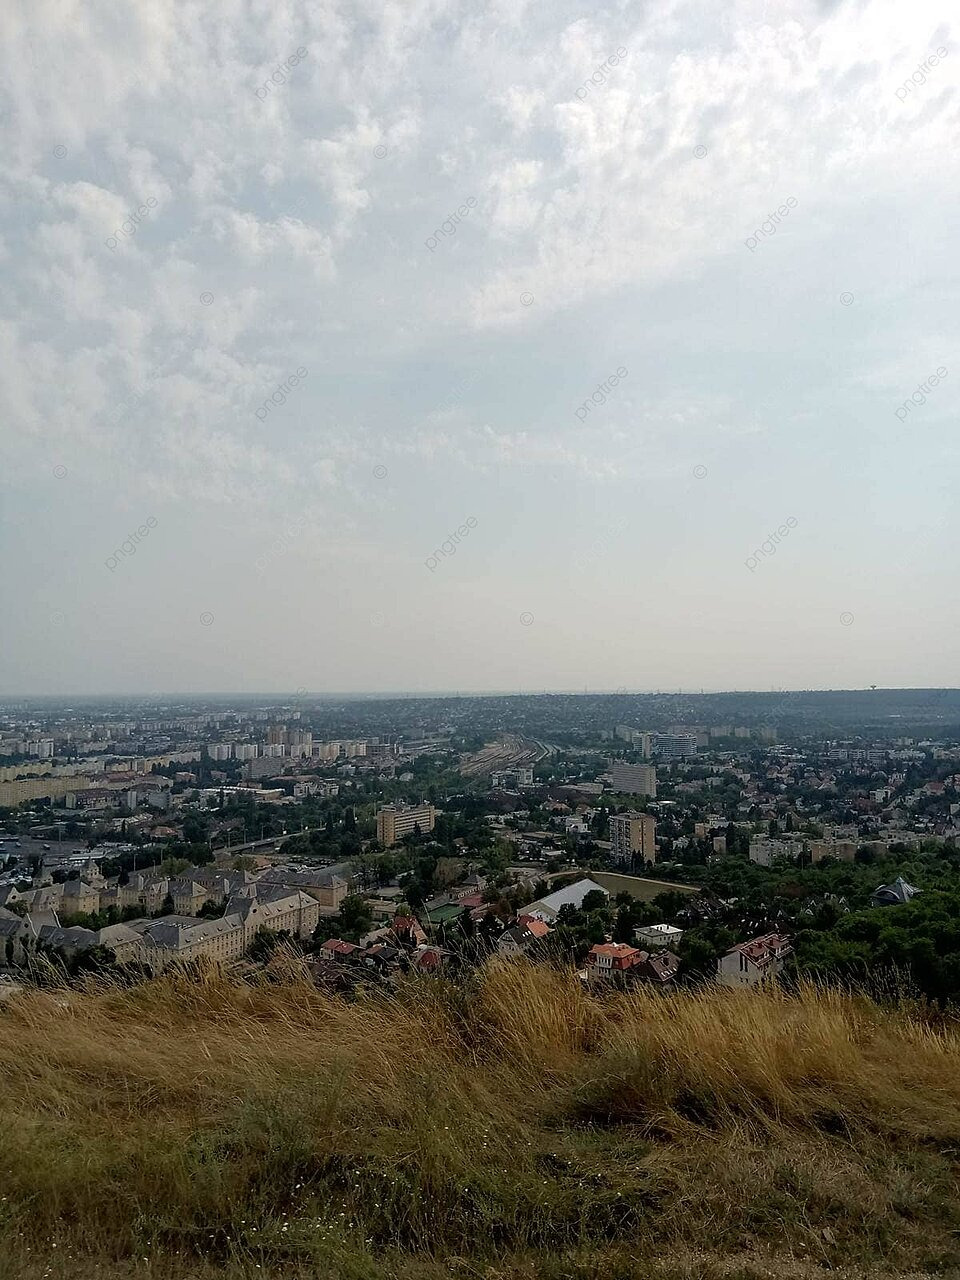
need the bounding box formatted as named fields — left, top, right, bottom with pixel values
left=2, top=958, right=959, bottom=1279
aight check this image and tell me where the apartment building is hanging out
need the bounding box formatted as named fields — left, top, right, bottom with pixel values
left=809, top=840, right=857, bottom=863
left=376, top=802, right=437, bottom=846
left=609, top=811, right=656, bottom=867
left=654, top=733, right=697, bottom=761
left=608, top=762, right=657, bottom=798
left=749, top=837, right=805, bottom=866
left=0, top=776, right=93, bottom=807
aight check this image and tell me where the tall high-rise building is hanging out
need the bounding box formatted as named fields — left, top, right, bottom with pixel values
left=376, top=802, right=437, bottom=846
left=608, top=762, right=657, bottom=798
left=609, top=812, right=656, bottom=866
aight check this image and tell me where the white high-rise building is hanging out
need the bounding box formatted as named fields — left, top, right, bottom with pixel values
left=654, top=734, right=697, bottom=761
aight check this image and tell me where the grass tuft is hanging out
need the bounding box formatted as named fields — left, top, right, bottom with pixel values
left=2, top=960, right=960, bottom=1278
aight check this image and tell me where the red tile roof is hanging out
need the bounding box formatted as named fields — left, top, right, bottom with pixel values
left=588, top=942, right=640, bottom=970
left=320, top=938, right=358, bottom=956
left=523, top=918, right=551, bottom=939
left=727, top=933, right=791, bottom=967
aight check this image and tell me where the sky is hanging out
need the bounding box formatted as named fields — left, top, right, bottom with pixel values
left=1, top=0, right=958, bottom=696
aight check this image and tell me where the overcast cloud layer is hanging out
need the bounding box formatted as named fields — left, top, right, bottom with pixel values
left=1, top=0, right=958, bottom=695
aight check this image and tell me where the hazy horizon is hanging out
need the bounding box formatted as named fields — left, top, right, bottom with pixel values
left=2, top=684, right=957, bottom=703
left=2, top=0, right=958, bottom=695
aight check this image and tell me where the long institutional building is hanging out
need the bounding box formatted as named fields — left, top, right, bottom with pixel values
left=609, top=812, right=657, bottom=867
left=376, top=803, right=437, bottom=846
left=608, top=762, right=657, bottom=798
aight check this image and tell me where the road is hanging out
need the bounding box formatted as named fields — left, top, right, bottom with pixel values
left=212, top=828, right=314, bottom=856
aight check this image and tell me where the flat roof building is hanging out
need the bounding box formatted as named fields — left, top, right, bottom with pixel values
left=376, top=802, right=437, bottom=847
left=609, top=811, right=656, bottom=867
left=608, top=762, right=657, bottom=798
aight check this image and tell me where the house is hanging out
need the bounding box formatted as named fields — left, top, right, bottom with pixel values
left=454, top=892, right=485, bottom=911
left=634, top=949, right=680, bottom=985
left=412, top=944, right=452, bottom=973
left=318, top=937, right=359, bottom=962
left=586, top=942, right=641, bottom=984
left=358, top=941, right=402, bottom=974
left=717, top=933, right=792, bottom=988
left=523, top=878, right=608, bottom=923
left=872, top=877, right=920, bottom=907
left=391, top=914, right=428, bottom=948
left=634, top=923, right=683, bottom=949
left=497, top=917, right=552, bottom=957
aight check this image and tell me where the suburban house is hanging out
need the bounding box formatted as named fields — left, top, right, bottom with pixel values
left=391, top=914, right=428, bottom=948
left=635, top=923, right=683, bottom=949
left=585, top=942, right=680, bottom=987
left=318, top=937, right=360, bottom=962
left=717, top=933, right=792, bottom=988
left=635, top=949, right=680, bottom=985
left=587, top=942, right=642, bottom=983
left=497, top=916, right=552, bottom=957
left=412, top=944, right=452, bottom=972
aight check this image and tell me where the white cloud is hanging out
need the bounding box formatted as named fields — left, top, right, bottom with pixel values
left=1, top=0, right=959, bottom=689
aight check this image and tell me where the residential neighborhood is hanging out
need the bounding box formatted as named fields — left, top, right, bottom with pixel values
left=2, top=688, right=960, bottom=1003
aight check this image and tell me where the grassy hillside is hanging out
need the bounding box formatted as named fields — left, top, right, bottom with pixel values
left=2, top=960, right=960, bottom=1279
